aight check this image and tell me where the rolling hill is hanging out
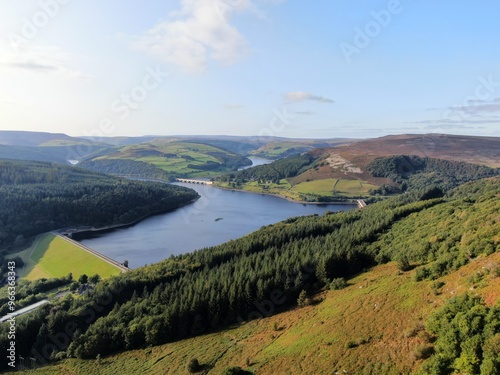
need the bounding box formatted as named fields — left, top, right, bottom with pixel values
left=82, top=141, right=252, bottom=178
left=217, top=134, right=500, bottom=202
left=0, top=131, right=110, bottom=164
left=2, top=177, right=498, bottom=374
left=295, top=133, right=500, bottom=184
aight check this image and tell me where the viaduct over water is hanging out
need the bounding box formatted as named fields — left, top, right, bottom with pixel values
left=176, top=178, right=213, bottom=185
left=356, top=199, right=367, bottom=209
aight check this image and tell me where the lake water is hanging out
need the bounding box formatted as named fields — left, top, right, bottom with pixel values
left=80, top=159, right=357, bottom=268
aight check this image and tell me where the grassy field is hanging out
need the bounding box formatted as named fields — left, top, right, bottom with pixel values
left=218, top=180, right=305, bottom=201
left=291, top=178, right=377, bottom=198
left=218, top=178, right=378, bottom=202
left=12, top=233, right=122, bottom=281
left=249, top=142, right=313, bottom=159
left=95, top=142, right=245, bottom=177
left=26, top=252, right=500, bottom=374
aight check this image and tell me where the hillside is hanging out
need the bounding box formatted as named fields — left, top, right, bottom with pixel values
left=0, top=159, right=199, bottom=247
left=292, top=134, right=500, bottom=184
left=82, top=141, right=252, bottom=178
left=0, top=131, right=89, bottom=147
left=0, top=131, right=110, bottom=164
left=2, top=177, right=498, bottom=374
left=217, top=151, right=499, bottom=202
left=247, top=139, right=355, bottom=160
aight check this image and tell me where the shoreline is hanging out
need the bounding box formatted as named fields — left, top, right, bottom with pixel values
left=58, top=196, right=200, bottom=238
left=212, top=184, right=359, bottom=206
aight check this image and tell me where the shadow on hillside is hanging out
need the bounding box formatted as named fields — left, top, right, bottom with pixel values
left=15, top=233, right=52, bottom=279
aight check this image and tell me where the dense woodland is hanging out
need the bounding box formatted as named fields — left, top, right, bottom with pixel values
left=1, top=176, right=498, bottom=372
left=218, top=153, right=315, bottom=184
left=79, top=159, right=174, bottom=180
left=368, top=155, right=500, bottom=193
left=0, top=159, right=199, bottom=246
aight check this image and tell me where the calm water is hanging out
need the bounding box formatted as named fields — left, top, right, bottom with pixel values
left=80, top=160, right=356, bottom=268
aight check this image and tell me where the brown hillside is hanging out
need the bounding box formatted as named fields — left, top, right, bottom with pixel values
left=337, top=133, right=500, bottom=168
left=292, top=134, right=500, bottom=185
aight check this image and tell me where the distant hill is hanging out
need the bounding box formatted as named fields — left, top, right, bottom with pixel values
left=289, top=133, right=500, bottom=186
left=0, top=131, right=91, bottom=147
left=0, top=131, right=110, bottom=164
left=218, top=134, right=500, bottom=202
left=335, top=133, right=500, bottom=168
left=82, top=141, right=253, bottom=178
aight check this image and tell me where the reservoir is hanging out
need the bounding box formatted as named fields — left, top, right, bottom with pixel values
left=80, top=183, right=356, bottom=269
left=80, top=157, right=356, bottom=268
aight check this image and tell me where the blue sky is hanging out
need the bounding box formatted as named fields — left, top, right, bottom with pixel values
left=1, top=0, right=500, bottom=139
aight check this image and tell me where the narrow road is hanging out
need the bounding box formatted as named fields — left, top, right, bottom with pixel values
left=0, top=300, right=50, bottom=323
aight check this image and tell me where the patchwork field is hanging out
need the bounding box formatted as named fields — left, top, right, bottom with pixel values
left=218, top=178, right=378, bottom=202
left=291, top=178, right=377, bottom=197
left=13, top=233, right=122, bottom=281
left=94, top=142, right=249, bottom=177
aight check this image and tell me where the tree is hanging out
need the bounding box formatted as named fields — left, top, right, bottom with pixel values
left=78, top=274, right=88, bottom=285
left=297, top=290, right=309, bottom=308
left=396, top=255, right=411, bottom=271
left=89, top=274, right=101, bottom=284
left=187, top=358, right=201, bottom=373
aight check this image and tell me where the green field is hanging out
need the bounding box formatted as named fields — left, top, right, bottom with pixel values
left=219, top=178, right=378, bottom=202
left=13, top=233, right=122, bottom=281
left=95, top=142, right=248, bottom=177
left=292, top=178, right=377, bottom=198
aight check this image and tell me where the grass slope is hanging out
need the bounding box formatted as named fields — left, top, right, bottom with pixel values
left=291, top=178, right=378, bottom=198
left=13, top=178, right=500, bottom=374
left=26, top=253, right=500, bottom=375
left=93, top=142, right=250, bottom=178
left=15, top=233, right=122, bottom=280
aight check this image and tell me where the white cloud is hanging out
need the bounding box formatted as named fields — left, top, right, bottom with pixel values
left=133, top=0, right=278, bottom=73
left=284, top=91, right=335, bottom=103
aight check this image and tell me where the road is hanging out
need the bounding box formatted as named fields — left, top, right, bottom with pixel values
left=0, top=300, right=50, bottom=323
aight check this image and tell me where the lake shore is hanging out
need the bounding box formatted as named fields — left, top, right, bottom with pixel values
left=58, top=196, right=200, bottom=238
left=212, top=183, right=358, bottom=206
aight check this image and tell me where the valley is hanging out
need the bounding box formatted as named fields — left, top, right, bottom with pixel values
left=0, top=132, right=499, bottom=375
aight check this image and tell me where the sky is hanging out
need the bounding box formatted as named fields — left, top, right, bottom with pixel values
left=1, top=0, right=500, bottom=139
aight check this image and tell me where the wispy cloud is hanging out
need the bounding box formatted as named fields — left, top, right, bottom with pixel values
left=284, top=91, right=335, bottom=103
left=224, top=104, right=244, bottom=110
left=2, top=61, right=59, bottom=72
left=450, top=98, right=500, bottom=113
left=408, top=118, right=500, bottom=132
left=294, top=110, right=315, bottom=115
left=0, top=44, right=91, bottom=80
left=133, top=0, right=280, bottom=73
